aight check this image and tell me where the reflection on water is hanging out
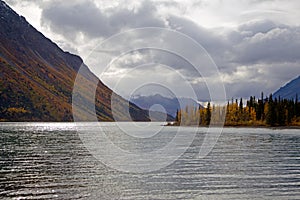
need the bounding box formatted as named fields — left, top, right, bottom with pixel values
left=0, top=122, right=299, bottom=199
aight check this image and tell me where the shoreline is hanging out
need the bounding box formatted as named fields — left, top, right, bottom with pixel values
left=0, top=121, right=300, bottom=130
left=166, top=122, right=300, bottom=129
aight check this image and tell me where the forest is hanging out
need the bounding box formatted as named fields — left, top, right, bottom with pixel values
left=174, top=93, right=300, bottom=127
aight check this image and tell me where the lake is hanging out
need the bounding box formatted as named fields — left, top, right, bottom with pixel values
left=0, top=122, right=299, bottom=199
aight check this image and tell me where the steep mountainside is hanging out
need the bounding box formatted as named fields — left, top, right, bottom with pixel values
left=0, top=1, right=150, bottom=122
left=273, top=76, right=300, bottom=100
left=130, top=94, right=201, bottom=117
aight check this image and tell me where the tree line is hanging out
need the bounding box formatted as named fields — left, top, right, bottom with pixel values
left=174, top=93, right=300, bottom=127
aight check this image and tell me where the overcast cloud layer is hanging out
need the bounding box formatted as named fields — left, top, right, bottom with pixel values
left=5, top=0, right=300, bottom=100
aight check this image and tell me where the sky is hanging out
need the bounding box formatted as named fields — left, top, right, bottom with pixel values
left=5, top=0, right=300, bottom=101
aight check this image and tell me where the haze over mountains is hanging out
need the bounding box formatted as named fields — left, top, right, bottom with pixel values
left=0, top=1, right=172, bottom=122
left=131, top=94, right=200, bottom=117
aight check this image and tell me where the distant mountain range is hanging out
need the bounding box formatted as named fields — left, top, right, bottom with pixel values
left=130, top=94, right=201, bottom=117
left=273, top=76, right=300, bottom=100
left=0, top=1, right=172, bottom=122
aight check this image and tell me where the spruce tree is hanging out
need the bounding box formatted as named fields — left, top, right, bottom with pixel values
left=239, top=98, right=243, bottom=113
left=205, top=102, right=211, bottom=125
left=266, top=94, right=276, bottom=126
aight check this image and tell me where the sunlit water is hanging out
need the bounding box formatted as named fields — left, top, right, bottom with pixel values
left=0, top=122, right=299, bottom=199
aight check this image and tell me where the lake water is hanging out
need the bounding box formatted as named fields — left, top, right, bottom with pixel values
left=0, top=122, right=299, bottom=199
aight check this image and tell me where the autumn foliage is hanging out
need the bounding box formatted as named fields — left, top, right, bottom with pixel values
left=174, top=93, right=300, bottom=127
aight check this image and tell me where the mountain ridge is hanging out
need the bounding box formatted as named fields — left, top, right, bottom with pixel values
left=0, top=0, right=157, bottom=122
left=273, top=76, right=300, bottom=100
left=130, top=94, right=201, bottom=117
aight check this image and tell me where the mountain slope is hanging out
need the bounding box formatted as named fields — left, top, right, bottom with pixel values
left=273, top=76, right=300, bottom=100
left=0, top=0, right=150, bottom=122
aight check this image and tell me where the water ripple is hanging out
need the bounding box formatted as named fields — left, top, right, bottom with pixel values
left=0, top=122, right=299, bottom=199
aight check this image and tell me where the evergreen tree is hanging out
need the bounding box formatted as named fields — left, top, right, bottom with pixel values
left=296, top=94, right=300, bottom=117
left=239, top=98, right=243, bottom=113
left=175, top=92, right=300, bottom=127
left=205, top=102, right=211, bottom=125
left=266, top=94, right=276, bottom=126
left=260, top=92, right=265, bottom=121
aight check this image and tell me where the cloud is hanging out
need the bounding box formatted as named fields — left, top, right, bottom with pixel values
left=221, top=62, right=300, bottom=98
left=238, top=20, right=283, bottom=36
left=166, top=15, right=228, bottom=53
left=41, top=0, right=166, bottom=41
left=5, top=0, right=300, bottom=99
left=233, top=25, right=300, bottom=64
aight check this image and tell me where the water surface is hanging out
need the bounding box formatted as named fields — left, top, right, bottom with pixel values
left=0, top=122, right=299, bottom=199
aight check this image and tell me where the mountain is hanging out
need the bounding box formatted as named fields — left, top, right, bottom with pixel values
left=273, top=76, right=300, bottom=100
left=0, top=1, right=152, bottom=122
left=130, top=94, right=201, bottom=117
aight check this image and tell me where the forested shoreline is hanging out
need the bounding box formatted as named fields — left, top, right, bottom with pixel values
left=173, top=93, right=300, bottom=127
